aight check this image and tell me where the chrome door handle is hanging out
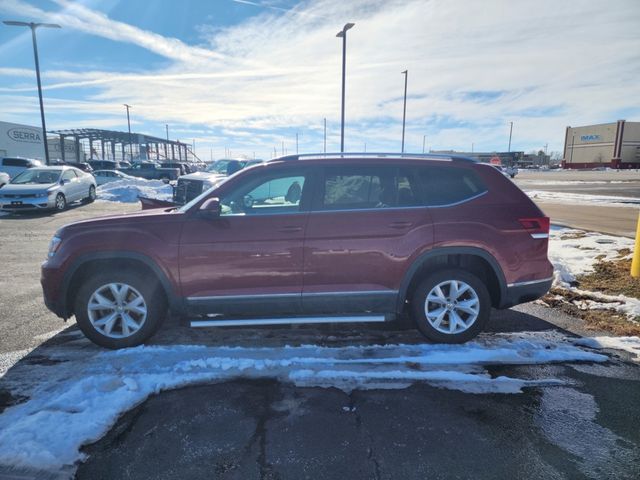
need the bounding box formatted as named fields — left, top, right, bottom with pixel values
left=389, top=221, right=413, bottom=229
left=278, top=226, right=303, bottom=233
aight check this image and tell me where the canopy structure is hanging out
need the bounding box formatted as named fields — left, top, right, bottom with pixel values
left=48, top=128, right=196, bottom=163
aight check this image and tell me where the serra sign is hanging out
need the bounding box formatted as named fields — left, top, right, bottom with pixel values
left=7, top=127, right=42, bottom=144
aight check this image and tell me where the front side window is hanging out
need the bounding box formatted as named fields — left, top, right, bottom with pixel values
left=220, top=172, right=306, bottom=216
left=319, top=166, right=419, bottom=210
left=62, top=170, right=77, bottom=181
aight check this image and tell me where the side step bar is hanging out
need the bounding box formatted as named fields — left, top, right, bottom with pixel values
left=190, top=315, right=388, bottom=328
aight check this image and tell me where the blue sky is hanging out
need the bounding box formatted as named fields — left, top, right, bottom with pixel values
left=1, top=0, right=639, bottom=160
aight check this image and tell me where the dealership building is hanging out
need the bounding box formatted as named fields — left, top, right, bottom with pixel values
left=562, top=120, right=640, bottom=169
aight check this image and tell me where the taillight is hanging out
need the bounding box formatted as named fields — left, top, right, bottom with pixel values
left=519, top=217, right=550, bottom=239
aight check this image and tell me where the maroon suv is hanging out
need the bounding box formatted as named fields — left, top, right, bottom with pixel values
left=41, top=153, right=553, bottom=349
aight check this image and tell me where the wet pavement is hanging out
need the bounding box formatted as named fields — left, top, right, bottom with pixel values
left=76, top=361, right=640, bottom=480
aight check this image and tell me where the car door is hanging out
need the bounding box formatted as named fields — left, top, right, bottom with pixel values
left=60, top=169, right=81, bottom=201
left=180, top=166, right=314, bottom=316
left=302, top=164, right=433, bottom=315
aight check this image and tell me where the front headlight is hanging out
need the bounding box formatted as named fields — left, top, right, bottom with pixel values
left=47, top=235, right=62, bottom=258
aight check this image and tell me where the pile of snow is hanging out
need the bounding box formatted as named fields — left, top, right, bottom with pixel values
left=0, top=331, right=607, bottom=472
left=573, top=336, right=640, bottom=362
left=526, top=190, right=640, bottom=208
left=548, top=228, right=640, bottom=319
left=97, top=178, right=173, bottom=203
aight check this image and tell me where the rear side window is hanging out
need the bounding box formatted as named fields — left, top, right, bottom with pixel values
left=319, top=166, right=419, bottom=211
left=414, top=166, right=486, bottom=206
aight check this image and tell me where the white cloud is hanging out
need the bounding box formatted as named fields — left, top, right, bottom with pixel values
left=1, top=0, right=639, bottom=156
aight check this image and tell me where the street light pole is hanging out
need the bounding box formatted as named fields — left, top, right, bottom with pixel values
left=323, top=118, right=327, bottom=154
left=336, top=23, right=355, bottom=153
left=123, top=104, right=133, bottom=160
left=165, top=124, right=169, bottom=140
left=401, top=70, right=408, bottom=153
left=3, top=21, right=61, bottom=165
left=508, top=121, right=513, bottom=152
left=422, top=134, right=426, bottom=154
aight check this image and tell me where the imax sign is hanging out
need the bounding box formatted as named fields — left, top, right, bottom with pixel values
left=7, top=127, right=42, bottom=144
left=580, top=134, right=601, bottom=142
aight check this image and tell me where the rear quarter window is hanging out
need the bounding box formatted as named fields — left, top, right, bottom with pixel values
left=415, top=165, right=487, bottom=206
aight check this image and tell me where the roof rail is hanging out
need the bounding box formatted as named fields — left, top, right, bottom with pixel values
left=272, top=152, right=477, bottom=162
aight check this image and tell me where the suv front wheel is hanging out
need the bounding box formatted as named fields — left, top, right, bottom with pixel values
left=412, top=269, right=490, bottom=343
left=74, top=270, right=166, bottom=349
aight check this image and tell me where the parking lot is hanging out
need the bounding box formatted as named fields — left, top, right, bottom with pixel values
left=1, top=178, right=639, bottom=479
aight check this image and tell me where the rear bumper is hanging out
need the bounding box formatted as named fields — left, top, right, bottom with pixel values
left=500, top=277, right=553, bottom=309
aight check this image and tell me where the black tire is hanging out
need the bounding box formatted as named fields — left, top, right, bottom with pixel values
left=74, top=270, right=167, bottom=349
left=84, top=185, right=96, bottom=203
left=412, top=269, right=490, bottom=343
left=54, top=193, right=66, bottom=211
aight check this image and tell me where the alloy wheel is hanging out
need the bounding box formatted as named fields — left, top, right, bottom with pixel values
left=87, top=283, right=148, bottom=338
left=424, top=280, right=480, bottom=334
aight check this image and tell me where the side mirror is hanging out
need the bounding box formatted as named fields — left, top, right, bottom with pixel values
left=198, top=197, right=221, bottom=218
left=60, top=179, right=69, bottom=185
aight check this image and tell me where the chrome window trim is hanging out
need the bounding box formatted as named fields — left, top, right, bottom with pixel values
left=186, top=290, right=398, bottom=302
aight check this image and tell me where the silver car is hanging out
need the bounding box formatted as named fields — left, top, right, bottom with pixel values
left=0, top=166, right=97, bottom=212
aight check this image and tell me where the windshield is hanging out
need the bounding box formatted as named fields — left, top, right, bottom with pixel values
left=206, top=159, right=244, bottom=175
left=177, top=176, right=228, bottom=213
left=11, top=169, right=62, bottom=185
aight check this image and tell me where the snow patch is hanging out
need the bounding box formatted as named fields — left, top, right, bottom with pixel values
left=97, top=178, right=173, bottom=203
left=548, top=228, right=640, bottom=319
left=0, top=331, right=607, bottom=471
left=573, top=336, right=640, bottom=362
left=526, top=190, right=640, bottom=208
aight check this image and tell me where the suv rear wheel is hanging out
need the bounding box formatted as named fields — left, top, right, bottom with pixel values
left=74, top=270, right=166, bottom=349
left=412, top=269, right=490, bottom=343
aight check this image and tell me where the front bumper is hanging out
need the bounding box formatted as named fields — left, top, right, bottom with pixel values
left=500, top=277, right=553, bottom=309
left=1, top=196, right=54, bottom=211
left=41, top=261, right=68, bottom=319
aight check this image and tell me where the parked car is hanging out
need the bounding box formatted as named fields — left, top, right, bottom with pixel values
left=0, top=172, right=9, bottom=188
left=88, top=160, right=119, bottom=171
left=51, top=161, right=94, bottom=173
left=0, top=157, right=42, bottom=178
left=119, top=162, right=180, bottom=183
left=41, top=153, right=552, bottom=349
left=0, top=166, right=96, bottom=212
left=92, top=169, right=136, bottom=186
left=492, top=164, right=518, bottom=178
left=173, top=159, right=262, bottom=204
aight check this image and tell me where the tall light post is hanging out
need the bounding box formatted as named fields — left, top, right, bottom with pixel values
left=165, top=124, right=169, bottom=140
left=401, top=70, right=408, bottom=153
left=508, top=121, right=513, bottom=152
left=3, top=21, right=61, bottom=165
left=422, top=134, right=426, bottom=154
left=336, top=22, right=355, bottom=153
left=323, top=118, right=327, bottom=154
left=123, top=104, right=133, bottom=160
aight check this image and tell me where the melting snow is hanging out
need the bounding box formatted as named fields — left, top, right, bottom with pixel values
left=573, top=336, right=640, bottom=362
left=526, top=190, right=640, bottom=208
left=547, top=227, right=640, bottom=319
left=0, top=331, right=607, bottom=471
left=97, top=178, right=173, bottom=203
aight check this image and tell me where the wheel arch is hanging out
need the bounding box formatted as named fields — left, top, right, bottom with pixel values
left=61, top=251, right=182, bottom=318
left=396, top=247, right=507, bottom=314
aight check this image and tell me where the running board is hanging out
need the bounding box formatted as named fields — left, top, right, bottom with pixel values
left=190, top=315, right=388, bottom=328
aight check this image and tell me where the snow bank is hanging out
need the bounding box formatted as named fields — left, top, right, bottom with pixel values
left=97, top=178, right=173, bottom=203
left=548, top=228, right=640, bottom=319
left=573, top=336, right=640, bottom=362
left=0, top=331, right=607, bottom=471
left=526, top=190, right=640, bottom=208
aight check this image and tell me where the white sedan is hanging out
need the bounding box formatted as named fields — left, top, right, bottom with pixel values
left=0, top=166, right=96, bottom=212
left=92, top=169, right=135, bottom=186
